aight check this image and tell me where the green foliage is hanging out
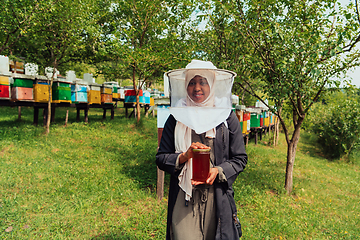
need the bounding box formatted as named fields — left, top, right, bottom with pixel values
left=96, top=0, right=196, bottom=85
left=0, top=0, right=46, bottom=55
left=12, top=0, right=99, bottom=72
left=312, top=98, right=360, bottom=160
left=197, top=0, right=360, bottom=193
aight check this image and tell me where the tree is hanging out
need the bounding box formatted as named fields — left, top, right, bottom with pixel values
left=194, top=2, right=264, bottom=106
left=12, top=0, right=99, bottom=134
left=0, top=0, right=48, bottom=55
left=97, top=0, right=196, bottom=122
left=202, top=0, right=360, bottom=194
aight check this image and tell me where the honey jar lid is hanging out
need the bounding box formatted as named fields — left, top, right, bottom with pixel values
left=192, top=148, right=211, bottom=152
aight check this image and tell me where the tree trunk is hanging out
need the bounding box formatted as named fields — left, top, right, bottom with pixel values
left=274, top=116, right=280, bottom=147
left=132, top=65, right=141, bottom=123
left=284, top=141, right=296, bottom=194
left=136, top=94, right=141, bottom=122
left=284, top=120, right=302, bottom=195
left=46, top=60, right=57, bottom=134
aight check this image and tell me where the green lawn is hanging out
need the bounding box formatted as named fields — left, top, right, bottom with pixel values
left=0, top=106, right=359, bottom=239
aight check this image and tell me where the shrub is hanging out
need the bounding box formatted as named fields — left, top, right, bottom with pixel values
left=312, top=99, right=360, bottom=160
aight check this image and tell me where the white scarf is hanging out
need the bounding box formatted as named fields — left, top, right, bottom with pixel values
left=175, top=70, right=217, bottom=201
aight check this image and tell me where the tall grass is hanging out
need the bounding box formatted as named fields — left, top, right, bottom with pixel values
left=0, top=106, right=359, bottom=239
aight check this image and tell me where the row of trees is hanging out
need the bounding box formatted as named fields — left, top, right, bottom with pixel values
left=2, top=0, right=360, bottom=194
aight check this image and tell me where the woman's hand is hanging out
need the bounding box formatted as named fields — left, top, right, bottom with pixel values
left=192, top=167, right=219, bottom=186
left=179, top=142, right=210, bottom=165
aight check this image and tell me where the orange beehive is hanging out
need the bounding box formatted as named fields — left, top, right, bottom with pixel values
left=11, top=87, right=33, bottom=101
left=101, top=93, right=112, bottom=104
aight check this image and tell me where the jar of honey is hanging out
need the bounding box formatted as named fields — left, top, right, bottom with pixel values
left=192, top=148, right=210, bottom=182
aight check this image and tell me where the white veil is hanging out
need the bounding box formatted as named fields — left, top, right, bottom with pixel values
left=166, top=60, right=236, bottom=134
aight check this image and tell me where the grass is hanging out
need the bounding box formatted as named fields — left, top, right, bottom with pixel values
left=0, top=106, right=359, bottom=239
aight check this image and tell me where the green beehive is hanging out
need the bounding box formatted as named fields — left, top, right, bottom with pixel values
left=12, top=74, right=35, bottom=88
left=250, top=113, right=261, bottom=128
left=52, top=80, right=72, bottom=103
left=52, top=88, right=71, bottom=101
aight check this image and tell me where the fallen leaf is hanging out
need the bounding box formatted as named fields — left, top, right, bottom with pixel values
left=5, top=226, right=13, bottom=232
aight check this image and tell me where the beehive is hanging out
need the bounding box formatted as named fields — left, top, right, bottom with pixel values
left=235, top=105, right=245, bottom=122
left=11, top=87, right=33, bottom=100
left=52, top=79, right=71, bottom=103
left=12, top=74, right=34, bottom=88
left=101, top=84, right=112, bottom=94
left=101, top=93, right=112, bottom=104
left=88, top=83, right=101, bottom=104
left=242, top=121, right=247, bottom=134
left=71, top=81, right=88, bottom=103
left=125, top=89, right=143, bottom=103
left=100, top=84, right=112, bottom=104
left=34, top=75, right=50, bottom=103
left=264, top=116, right=270, bottom=127
left=0, top=74, right=11, bottom=99
left=250, top=113, right=261, bottom=128
left=143, top=91, right=151, bottom=104
left=150, top=97, right=155, bottom=106
left=119, top=88, right=125, bottom=99
left=112, top=87, right=120, bottom=99
left=9, top=60, right=25, bottom=74
left=11, top=74, right=34, bottom=101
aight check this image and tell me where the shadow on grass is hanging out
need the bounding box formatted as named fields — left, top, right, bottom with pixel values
left=298, top=131, right=330, bottom=161
left=102, top=120, right=159, bottom=194
left=0, top=106, right=129, bottom=127
left=239, top=160, right=285, bottom=196
left=91, top=232, right=136, bottom=240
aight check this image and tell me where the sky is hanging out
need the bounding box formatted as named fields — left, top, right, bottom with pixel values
left=338, top=0, right=360, bottom=87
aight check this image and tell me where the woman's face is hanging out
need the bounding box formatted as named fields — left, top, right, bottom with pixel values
left=187, top=75, right=210, bottom=103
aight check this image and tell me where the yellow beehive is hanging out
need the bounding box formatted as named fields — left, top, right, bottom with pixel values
left=242, top=121, right=247, bottom=134
left=150, top=97, right=155, bottom=106
left=112, top=92, right=120, bottom=99
left=264, top=117, right=269, bottom=127
left=101, top=87, right=112, bottom=94
left=88, top=89, right=101, bottom=104
left=0, top=76, right=10, bottom=85
left=34, top=84, right=50, bottom=102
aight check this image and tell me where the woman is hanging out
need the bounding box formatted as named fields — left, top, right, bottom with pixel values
left=156, top=60, right=247, bottom=240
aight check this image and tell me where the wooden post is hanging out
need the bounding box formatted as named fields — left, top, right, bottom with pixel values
left=65, top=110, right=69, bottom=126
left=76, top=108, right=81, bottom=122
left=255, top=130, right=258, bottom=145
left=33, top=107, right=39, bottom=126
left=51, top=106, right=55, bottom=122
left=18, top=106, right=21, bottom=120
left=111, top=107, right=114, bottom=119
left=84, top=108, right=89, bottom=123
left=103, top=108, right=106, bottom=119
left=43, top=108, right=47, bottom=126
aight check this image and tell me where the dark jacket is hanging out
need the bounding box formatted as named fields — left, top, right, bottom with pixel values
left=156, top=111, right=248, bottom=240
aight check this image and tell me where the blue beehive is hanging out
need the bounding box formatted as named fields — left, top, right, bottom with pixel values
left=71, top=81, right=88, bottom=103
left=143, top=91, right=151, bottom=104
